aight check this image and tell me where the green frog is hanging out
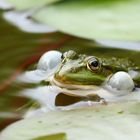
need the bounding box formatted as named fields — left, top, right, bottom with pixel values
left=19, top=50, right=140, bottom=116
left=53, top=50, right=140, bottom=90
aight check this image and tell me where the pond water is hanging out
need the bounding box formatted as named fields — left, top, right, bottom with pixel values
left=0, top=9, right=140, bottom=131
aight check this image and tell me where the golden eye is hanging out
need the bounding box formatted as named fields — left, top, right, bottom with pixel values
left=87, top=57, right=101, bottom=71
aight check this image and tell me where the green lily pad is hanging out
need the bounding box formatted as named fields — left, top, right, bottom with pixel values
left=33, top=0, right=140, bottom=41
left=1, top=102, right=140, bottom=140
left=4, top=0, right=60, bottom=10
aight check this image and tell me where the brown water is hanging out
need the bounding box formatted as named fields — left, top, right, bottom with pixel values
left=0, top=9, right=140, bottom=130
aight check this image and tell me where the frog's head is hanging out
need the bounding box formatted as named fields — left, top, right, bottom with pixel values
left=53, top=50, right=113, bottom=89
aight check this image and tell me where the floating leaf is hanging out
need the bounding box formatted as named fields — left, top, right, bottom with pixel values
left=1, top=102, right=140, bottom=140
left=3, top=0, right=60, bottom=10
left=33, top=0, right=140, bottom=41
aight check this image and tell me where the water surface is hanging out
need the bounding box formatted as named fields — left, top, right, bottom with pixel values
left=0, top=9, right=140, bottom=130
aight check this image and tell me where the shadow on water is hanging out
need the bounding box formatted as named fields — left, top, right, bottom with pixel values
left=0, top=9, right=140, bottom=130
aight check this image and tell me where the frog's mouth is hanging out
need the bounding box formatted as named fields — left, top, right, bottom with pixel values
left=52, top=70, right=108, bottom=90
left=51, top=75, right=113, bottom=104
left=52, top=75, right=101, bottom=90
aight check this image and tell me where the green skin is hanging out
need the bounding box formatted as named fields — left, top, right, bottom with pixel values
left=54, top=51, right=140, bottom=87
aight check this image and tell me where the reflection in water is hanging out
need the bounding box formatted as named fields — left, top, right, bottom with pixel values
left=22, top=86, right=106, bottom=118
left=20, top=77, right=140, bottom=119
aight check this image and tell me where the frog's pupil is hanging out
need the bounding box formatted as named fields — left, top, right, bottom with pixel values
left=91, top=61, right=98, bottom=67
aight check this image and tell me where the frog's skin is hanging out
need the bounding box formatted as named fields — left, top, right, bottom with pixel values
left=18, top=50, right=140, bottom=117
left=53, top=50, right=139, bottom=89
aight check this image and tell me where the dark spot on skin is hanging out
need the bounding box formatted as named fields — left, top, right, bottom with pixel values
left=118, top=110, right=124, bottom=114
left=54, top=123, right=59, bottom=126
left=38, top=121, right=42, bottom=123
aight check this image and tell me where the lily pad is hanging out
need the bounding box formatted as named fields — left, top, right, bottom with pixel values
left=4, top=0, right=60, bottom=10
left=1, top=102, right=140, bottom=140
left=33, top=0, right=140, bottom=41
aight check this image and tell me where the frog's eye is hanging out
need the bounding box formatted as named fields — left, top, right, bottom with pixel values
left=87, top=57, right=101, bottom=71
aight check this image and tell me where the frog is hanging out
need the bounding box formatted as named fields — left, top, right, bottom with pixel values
left=18, top=50, right=140, bottom=117
left=53, top=50, right=140, bottom=89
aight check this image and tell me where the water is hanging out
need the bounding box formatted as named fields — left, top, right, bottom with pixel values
left=0, top=9, right=140, bottom=130
left=0, top=9, right=64, bottom=130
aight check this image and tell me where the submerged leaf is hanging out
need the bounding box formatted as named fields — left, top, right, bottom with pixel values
left=33, top=0, right=140, bottom=41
